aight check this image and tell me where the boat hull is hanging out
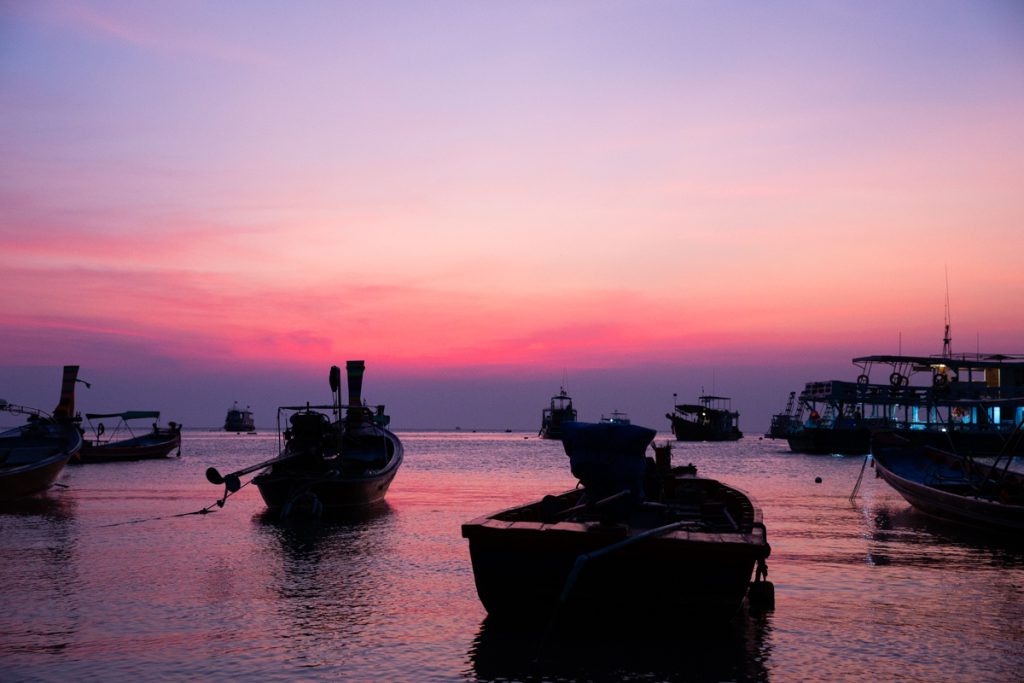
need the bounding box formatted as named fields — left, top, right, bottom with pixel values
left=78, top=432, right=181, bottom=463
left=464, top=520, right=763, bottom=623
left=254, top=464, right=401, bottom=512
left=786, top=426, right=871, bottom=455
left=0, top=425, right=82, bottom=500
left=462, top=471, right=770, bottom=625
left=873, top=443, right=1024, bottom=532
left=668, top=415, right=743, bottom=441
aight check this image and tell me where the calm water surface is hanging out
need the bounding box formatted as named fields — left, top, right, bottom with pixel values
left=1, top=431, right=1022, bottom=682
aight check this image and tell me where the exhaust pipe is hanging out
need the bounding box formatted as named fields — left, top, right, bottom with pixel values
left=53, top=365, right=80, bottom=420
left=346, top=360, right=365, bottom=407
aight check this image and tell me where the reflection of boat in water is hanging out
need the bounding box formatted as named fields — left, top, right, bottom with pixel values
left=539, top=387, right=577, bottom=439
left=470, top=605, right=772, bottom=681
left=666, top=395, right=742, bottom=441
left=206, top=361, right=403, bottom=517
left=871, top=430, right=1024, bottom=533
left=462, top=420, right=772, bottom=626
left=78, top=411, right=181, bottom=463
left=786, top=324, right=1024, bottom=456
left=224, top=402, right=255, bottom=433
left=0, top=366, right=84, bottom=500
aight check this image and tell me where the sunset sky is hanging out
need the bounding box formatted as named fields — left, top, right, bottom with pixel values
left=2, top=1, right=1022, bottom=432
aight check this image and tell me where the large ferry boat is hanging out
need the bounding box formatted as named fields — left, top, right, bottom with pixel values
left=785, top=326, right=1024, bottom=456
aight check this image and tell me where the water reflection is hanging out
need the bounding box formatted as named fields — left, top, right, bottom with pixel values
left=868, top=503, right=1024, bottom=569
left=469, top=607, right=773, bottom=682
left=0, top=495, right=81, bottom=659
left=254, top=505, right=397, bottom=642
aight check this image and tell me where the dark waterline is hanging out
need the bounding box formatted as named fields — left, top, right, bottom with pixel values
left=1, top=431, right=1022, bottom=682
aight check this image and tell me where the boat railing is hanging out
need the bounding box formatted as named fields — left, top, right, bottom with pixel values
left=0, top=401, right=52, bottom=420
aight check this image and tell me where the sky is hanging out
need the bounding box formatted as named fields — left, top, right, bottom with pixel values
left=2, top=1, right=1023, bottom=433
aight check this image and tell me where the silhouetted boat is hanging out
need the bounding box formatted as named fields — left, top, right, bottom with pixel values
left=871, top=430, right=1024, bottom=533
left=599, top=410, right=630, bottom=425
left=786, top=353, right=1024, bottom=456
left=224, top=402, right=255, bottom=432
left=77, top=411, right=181, bottom=463
left=765, top=392, right=799, bottom=439
left=206, top=361, right=403, bottom=517
left=539, top=388, right=577, bottom=439
left=666, top=395, right=742, bottom=441
left=785, top=318, right=1024, bottom=456
left=0, top=366, right=84, bottom=500
left=462, top=421, right=772, bottom=625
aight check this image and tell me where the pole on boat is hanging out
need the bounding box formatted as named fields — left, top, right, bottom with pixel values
left=205, top=452, right=301, bottom=493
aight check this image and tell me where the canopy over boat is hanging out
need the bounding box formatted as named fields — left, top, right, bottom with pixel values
left=85, top=411, right=160, bottom=421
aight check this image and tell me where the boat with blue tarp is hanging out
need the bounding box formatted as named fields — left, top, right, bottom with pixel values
left=462, top=420, right=772, bottom=625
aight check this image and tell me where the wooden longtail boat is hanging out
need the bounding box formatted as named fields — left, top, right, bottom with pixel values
left=0, top=366, right=84, bottom=500
left=462, top=421, right=771, bottom=624
left=872, top=430, right=1024, bottom=533
left=77, top=411, right=181, bottom=463
left=207, top=362, right=402, bottom=517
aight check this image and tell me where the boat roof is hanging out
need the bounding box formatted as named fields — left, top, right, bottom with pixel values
left=85, top=411, right=160, bottom=420
left=854, top=354, right=1024, bottom=369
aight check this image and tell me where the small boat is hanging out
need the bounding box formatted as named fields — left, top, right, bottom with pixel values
left=765, top=391, right=799, bottom=439
left=206, top=361, right=403, bottom=517
left=462, top=420, right=772, bottom=625
left=539, top=387, right=577, bottom=439
left=0, top=366, right=84, bottom=500
left=871, top=430, right=1024, bottom=533
left=666, top=394, right=743, bottom=441
left=224, top=402, right=255, bottom=432
left=77, top=411, right=182, bottom=463
left=598, top=410, right=630, bottom=425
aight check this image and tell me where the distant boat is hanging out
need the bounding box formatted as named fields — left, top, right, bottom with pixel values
left=599, top=410, right=631, bottom=425
left=206, top=361, right=403, bottom=517
left=0, top=366, right=84, bottom=501
left=871, top=430, right=1024, bottom=533
left=78, top=411, right=182, bottom=463
left=765, top=391, right=800, bottom=439
left=462, top=421, right=772, bottom=624
left=539, top=387, right=577, bottom=439
left=224, top=402, right=255, bottom=432
left=666, top=395, right=742, bottom=441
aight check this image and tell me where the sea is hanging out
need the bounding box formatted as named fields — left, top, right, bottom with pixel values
left=1, top=430, right=1022, bottom=682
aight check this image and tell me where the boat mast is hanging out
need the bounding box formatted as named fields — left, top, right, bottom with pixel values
left=942, top=266, right=952, bottom=359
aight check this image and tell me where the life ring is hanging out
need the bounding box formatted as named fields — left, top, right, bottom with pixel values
left=857, top=374, right=869, bottom=385
left=933, top=373, right=949, bottom=387
left=889, top=372, right=906, bottom=388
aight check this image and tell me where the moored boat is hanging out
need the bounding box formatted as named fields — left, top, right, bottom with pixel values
left=666, top=394, right=742, bottom=441
left=0, top=366, right=84, bottom=500
left=77, top=411, right=181, bottom=463
left=206, top=361, right=403, bottom=517
left=871, top=430, right=1024, bottom=533
left=462, top=420, right=771, bottom=625
left=786, top=351, right=1024, bottom=456
left=765, top=391, right=800, bottom=439
left=598, top=410, right=630, bottom=425
left=224, top=402, right=255, bottom=433
left=539, top=387, right=577, bottom=439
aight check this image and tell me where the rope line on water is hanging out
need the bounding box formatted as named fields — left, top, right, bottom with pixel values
left=96, top=479, right=253, bottom=527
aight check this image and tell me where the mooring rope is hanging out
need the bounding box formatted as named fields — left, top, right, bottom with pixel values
left=96, top=478, right=254, bottom=527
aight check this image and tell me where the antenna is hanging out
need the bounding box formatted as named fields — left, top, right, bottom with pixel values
left=943, top=265, right=952, bottom=358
